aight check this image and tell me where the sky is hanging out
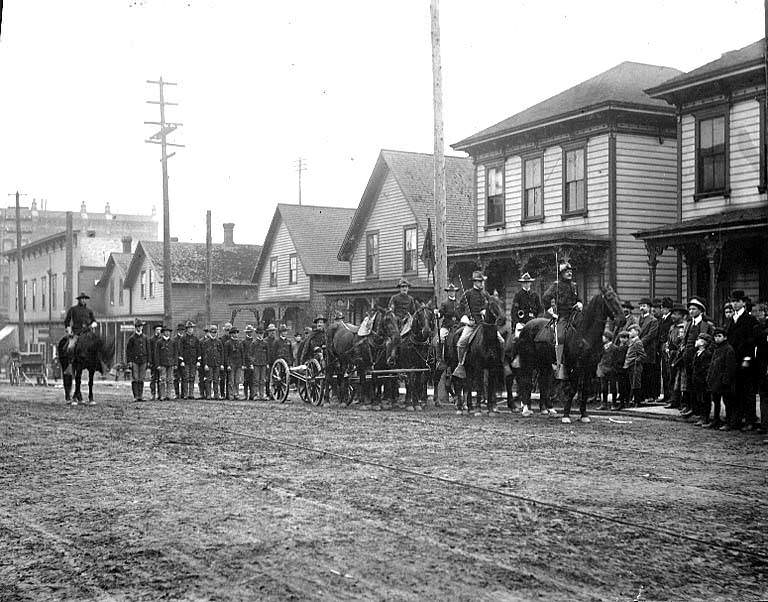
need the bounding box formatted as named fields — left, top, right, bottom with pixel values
left=0, top=0, right=763, bottom=245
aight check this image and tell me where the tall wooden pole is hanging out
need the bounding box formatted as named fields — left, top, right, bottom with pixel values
left=14, top=192, right=25, bottom=350
left=205, top=210, right=212, bottom=326
left=431, top=0, right=447, bottom=304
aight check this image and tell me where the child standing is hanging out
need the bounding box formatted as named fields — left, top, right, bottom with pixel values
left=690, top=332, right=713, bottom=426
left=707, top=328, right=735, bottom=430
left=613, top=331, right=631, bottom=410
left=596, top=331, right=620, bottom=410
left=623, top=324, right=647, bottom=407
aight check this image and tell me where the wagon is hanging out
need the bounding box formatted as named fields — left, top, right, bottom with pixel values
left=268, top=357, right=324, bottom=406
left=9, top=351, right=49, bottom=386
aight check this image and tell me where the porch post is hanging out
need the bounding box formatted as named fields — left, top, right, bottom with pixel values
left=644, top=242, right=664, bottom=300
left=704, top=237, right=722, bottom=318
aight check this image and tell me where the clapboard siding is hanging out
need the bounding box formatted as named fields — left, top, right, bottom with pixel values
left=103, top=266, right=129, bottom=317
left=350, top=170, right=421, bottom=283
left=682, top=99, right=767, bottom=220
left=477, top=134, right=610, bottom=243
left=257, top=218, right=310, bottom=300
left=615, top=133, right=678, bottom=302
left=128, top=254, right=164, bottom=315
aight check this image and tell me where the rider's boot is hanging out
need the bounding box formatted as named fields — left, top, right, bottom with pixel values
left=137, top=381, right=144, bottom=401
left=452, top=347, right=467, bottom=379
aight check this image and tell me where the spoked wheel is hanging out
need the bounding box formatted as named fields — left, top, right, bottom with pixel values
left=306, top=358, right=324, bottom=406
left=297, top=375, right=309, bottom=403
left=269, top=359, right=290, bottom=403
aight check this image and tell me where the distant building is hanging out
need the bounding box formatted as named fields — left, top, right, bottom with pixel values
left=0, top=200, right=157, bottom=322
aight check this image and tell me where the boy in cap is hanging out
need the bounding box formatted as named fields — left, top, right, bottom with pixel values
left=596, top=330, right=621, bottom=411
left=241, top=325, right=257, bottom=400
left=179, top=321, right=201, bottom=400
left=201, top=324, right=224, bottom=400
left=252, top=326, right=269, bottom=400
left=155, top=326, right=177, bottom=400
left=623, top=324, right=646, bottom=407
left=224, top=326, right=243, bottom=400
left=126, top=319, right=151, bottom=402
left=707, top=327, right=736, bottom=430
left=613, top=330, right=631, bottom=410
left=690, top=332, right=713, bottom=426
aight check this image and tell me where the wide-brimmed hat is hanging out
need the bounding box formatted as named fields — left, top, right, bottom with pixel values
left=76, top=292, right=90, bottom=300
left=161, top=325, right=172, bottom=332
left=229, top=327, right=239, bottom=334
left=687, top=296, right=707, bottom=312
left=396, top=277, right=411, bottom=288
left=185, top=320, right=196, bottom=328
left=444, top=283, right=459, bottom=293
left=244, top=324, right=254, bottom=333
left=518, top=272, right=535, bottom=283
left=471, top=271, right=487, bottom=282
left=266, top=323, right=276, bottom=332
left=313, top=314, right=327, bottom=324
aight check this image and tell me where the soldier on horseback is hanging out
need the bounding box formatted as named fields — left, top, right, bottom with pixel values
left=388, top=278, right=418, bottom=331
left=512, top=272, right=541, bottom=324
left=541, top=261, right=583, bottom=376
left=64, top=292, right=96, bottom=343
left=452, top=271, right=492, bottom=379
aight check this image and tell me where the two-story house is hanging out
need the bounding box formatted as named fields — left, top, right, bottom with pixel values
left=636, top=40, right=768, bottom=314
left=234, top=204, right=354, bottom=332
left=113, top=224, right=260, bottom=351
left=449, top=62, right=684, bottom=308
left=326, top=149, right=474, bottom=323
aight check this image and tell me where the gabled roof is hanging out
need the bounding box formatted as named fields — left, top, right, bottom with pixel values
left=125, top=240, right=261, bottom=288
left=338, top=150, right=475, bottom=261
left=453, top=62, right=682, bottom=150
left=96, top=252, right=132, bottom=288
left=251, top=204, right=354, bottom=283
left=646, top=39, right=764, bottom=99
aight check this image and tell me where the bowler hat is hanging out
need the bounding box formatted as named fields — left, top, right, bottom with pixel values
left=134, top=318, right=144, bottom=327
left=672, top=302, right=688, bottom=313
left=176, top=323, right=186, bottom=330
left=687, top=296, right=707, bottom=312
left=730, top=289, right=747, bottom=302
left=396, top=277, right=411, bottom=288
left=621, top=301, right=634, bottom=311
left=651, top=298, right=662, bottom=308
left=471, top=270, right=487, bottom=282
left=161, top=325, right=172, bottom=332
left=639, top=297, right=652, bottom=306
left=444, top=283, right=459, bottom=292
left=518, top=272, right=535, bottom=283
left=76, top=292, right=90, bottom=300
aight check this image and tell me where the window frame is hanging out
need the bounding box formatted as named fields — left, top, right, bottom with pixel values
left=561, top=143, right=588, bottom=218
left=269, top=256, right=278, bottom=287
left=41, top=275, right=46, bottom=310
left=148, top=269, right=155, bottom=298
left=288, top=253, right=298, bottom=285
left=521, top=153, right=545, bottom=224
left=23, top=280, right=27, bottom=310
left=118, top=277, right=124, bottom=306
left=759, top=97, right=767, bottom=193
left=140, top=270, right=146, bottom=299
left=402, top=224, right=418, bottom=275
left=484, top=162, right=505, bottom=229
left=365, top=231, right=379, bottom=279
left=694, top=106, right=730, bottom=201
left=32, top=278, right=36, bottom=311
left=51, top=274, right=57, bottom=310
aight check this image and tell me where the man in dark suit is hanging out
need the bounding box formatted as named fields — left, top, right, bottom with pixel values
left=637, top=297, right=659, bottom=403
left=726, top=290, right=760, bottom=430
left=656, top=297, right=676, bottom=404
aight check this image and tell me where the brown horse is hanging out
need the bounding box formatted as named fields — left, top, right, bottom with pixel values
left=397, top=303, right=437, bottom=410
left=57, top=331, right=114, bottom=404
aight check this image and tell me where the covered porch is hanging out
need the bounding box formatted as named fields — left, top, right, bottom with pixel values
left=319, top=278, right=434, bottom=325
left=228, top=297, right=312, bottom=334
left=635, top=206, right=768, bottom=318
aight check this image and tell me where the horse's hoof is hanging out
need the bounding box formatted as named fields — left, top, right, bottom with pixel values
left=89, top=401, right=96, bottom=406
left=522, top=407, right=533, bottom=417
left=561, top=416, right=572, bottom=424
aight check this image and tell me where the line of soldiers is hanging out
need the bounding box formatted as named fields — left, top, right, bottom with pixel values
left=125, top=319, right=296, bottom=402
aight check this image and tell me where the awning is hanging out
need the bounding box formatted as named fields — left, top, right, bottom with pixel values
left=318, top=278, right=434, bottom=298
left=0, top=324, right=17, bottom=342
left=633, top=206, right=768, bottom=244
left=448, top=230, right=610, bottom=259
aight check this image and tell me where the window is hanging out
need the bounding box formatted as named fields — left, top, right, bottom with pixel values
left=109, top=279, right=115, bottom=305
left=1, top=277, right=8, bottom=309
left=403, top=226, right=417, bottom=273
left=32, top=279, right=36, bottom=311
left=696, top=114, right=727, bottom=197
left=563, top=147, right=586, bottom=215
left=523, top=156, right=543, bottom=221
left=366, top=232, right=379, bottom=277
left=140, top=270, right=146, bottom=299
left=287, top=254, right=298, bottom=285
left=51, top=274, right=57, bottom=309
left=269, top=257, right=278, bottom=287
left=148, top=269, right=154, bottom=298
left=760, top=99, right=767, bottom=193
left=14, top=282, right=17, bottom=311
left=118, top=277, right=124, bottom=306
left=485, top=165, right=505, bottom=227
left=41, top=276, right=46, bottom=310
left=23, top=280, right=27, bottom=310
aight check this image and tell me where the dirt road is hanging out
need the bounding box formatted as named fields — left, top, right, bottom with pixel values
left=1, top=384, right=766, bottom=601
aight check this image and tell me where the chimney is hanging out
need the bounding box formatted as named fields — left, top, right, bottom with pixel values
left=223, top=222, right=235, bottom=248
left=105, top=202, right=112, bottom=218
left=80, top=201, right=88, bottom=219
left=121, top=236, right=132, bottom=254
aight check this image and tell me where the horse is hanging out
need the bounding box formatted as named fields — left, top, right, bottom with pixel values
left=447, top=295, right=505, bottom=415
left=57, top=330, right=114, bottom=405
left=324, top=306, right=400, bottom=407
left=397, top=303, right=436, bottom=410
left=515, top=285, right=624, bottom=421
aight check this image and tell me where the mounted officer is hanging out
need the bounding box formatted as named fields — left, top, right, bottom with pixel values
left=512, top=272, right=541, bottom=324
left=437, top=283, right=460, bottom=344
left=452, top=271, right=492, bottom=379
left=64, top=293, right=96, bottom=345
left=541, top=261, right=583, bottom=376
left=388, top=278, right=418, bottom=330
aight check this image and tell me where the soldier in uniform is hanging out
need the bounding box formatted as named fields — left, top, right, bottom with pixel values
left=224, top=327, right=243, bottom=400
left=241, top=324, right=257, bottom=401
left=178, top=320, right=201, bottom=400
left=273, top=324, right=294, bottom=366
left=219, top=322, right=232, bottom=400
left=512, top=272, right=541, bottom=324
left=154, top=325, right=177, bottom=401
left=64, top=292, right=96, bottom=343
left=541, top=261, right=583, bottom=376
left=125, top=319, right=151, bottom=402
left=252, top=327, right=270, bottom=400
left=301, top=315, right=327, bottom=364
left=452, top=271, right=492, bottom=379
left=388, top=278, right=418, bottom=329
left=197, top=326, right=208, bottom=400
left=437, top=283, right=460, bottom=344
left=149, top=324, right=162, bottom=400
left=173, top=323, right=185, bottom=399
left=201, top=324, right=224, bottom=400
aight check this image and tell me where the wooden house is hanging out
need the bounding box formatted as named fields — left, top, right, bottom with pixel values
left=637, top=40, right=768, bottom=314
left=233, top=204, right=354, bottom=332
left=449, top=62, right=684, bottom=308
left=325, top=149, right=474, bottom=323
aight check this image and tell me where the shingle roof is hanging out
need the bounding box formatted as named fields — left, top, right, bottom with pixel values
left=646, top=40, right=764, bottom=97
left=338, top=150, right=475, bottom=260
left=633, top=205, right=768, bottom=239
left=96, top=252, right=133, bottom=288
left=128, top=240, right=261, bottom=286
left=453, top=62, right=682, bottom=150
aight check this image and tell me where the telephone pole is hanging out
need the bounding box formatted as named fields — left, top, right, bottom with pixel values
left=205, top=210, right=212, bottom=327
left=294, top=158, right=307, bottom=205
left=145, top=77, right=184, bottom=326
left=8, top=191, right=26, bottom=350
left=430, top=0, right=448, bottom=303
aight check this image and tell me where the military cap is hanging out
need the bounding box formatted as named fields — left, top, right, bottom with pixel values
left=185, top=320, right=196, bottom=328
left=444, top=283, right=459, bottom=292
left=687, top=296, right=707, bottom=312
left=244, top=324, right=255, bottom=332
left=471, top=270, right=487, bottom=281
left=518, top=272, right=535, bottom=283
left=266, top=323, right=276, bottom=332
left=396, top=277, right=411, bottom=288
left=76, top=292, right=90, bottom=300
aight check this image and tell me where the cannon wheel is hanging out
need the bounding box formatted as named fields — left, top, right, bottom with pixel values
left=269, top=359, right=290, bottom=403
left=306, top=358, right=324, bottom=407
left=297, top=370, right=309, bottom=403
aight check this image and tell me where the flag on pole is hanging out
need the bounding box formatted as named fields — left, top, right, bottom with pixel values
left=420, top=218, right=436, bottom=276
